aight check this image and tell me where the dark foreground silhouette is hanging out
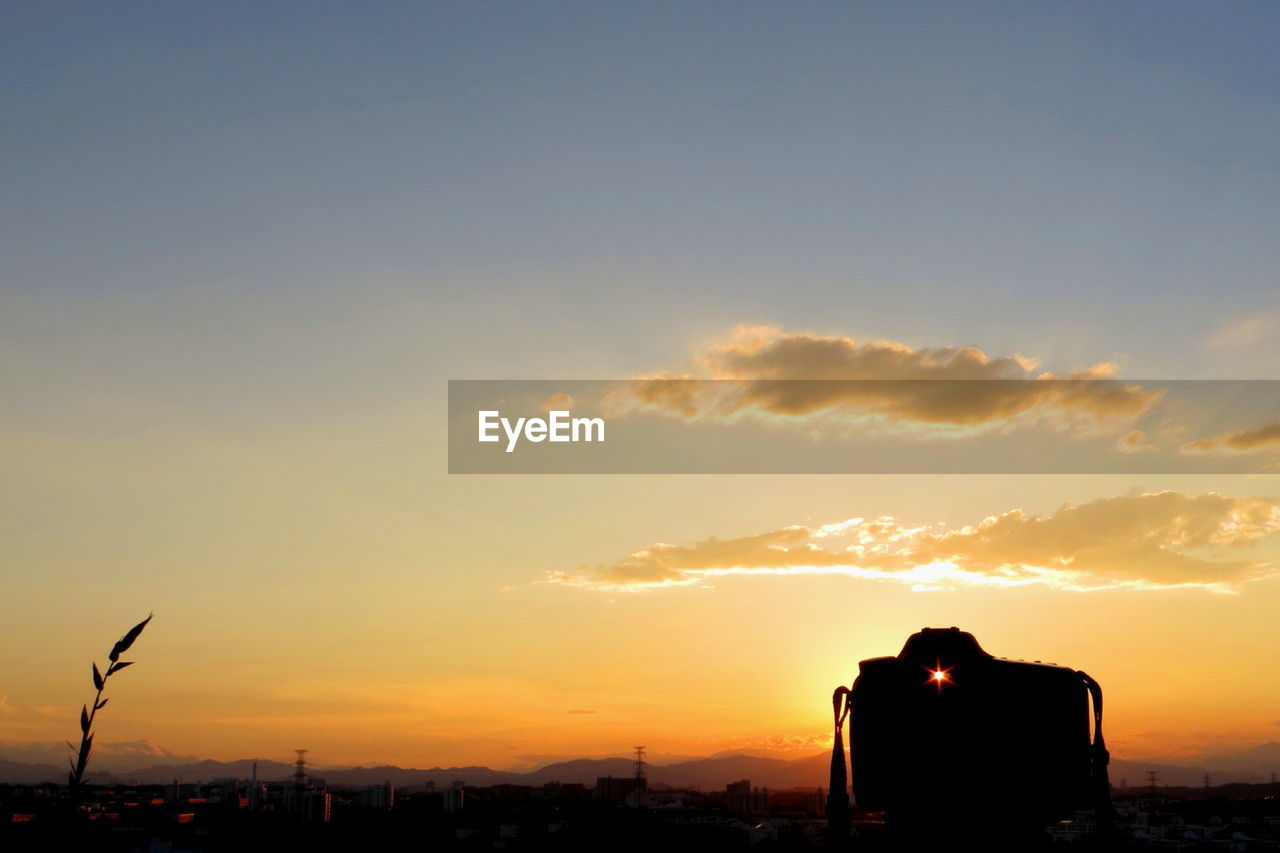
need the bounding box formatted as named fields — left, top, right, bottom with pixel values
left=828, top=627, right=1113, bottom=850
left=7, top=629, right=1280, bottom=850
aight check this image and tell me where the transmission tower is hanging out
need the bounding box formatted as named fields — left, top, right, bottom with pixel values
left=633, top=746, right=647, bottom=785
left=1146, top=770, right=1158, bottom=796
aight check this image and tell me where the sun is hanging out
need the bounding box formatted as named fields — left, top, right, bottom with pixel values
left=923, top=659, right=954, bottom=693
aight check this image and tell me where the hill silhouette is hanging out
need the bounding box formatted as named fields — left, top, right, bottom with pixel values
left=1, top=744, right=1276, bottom=790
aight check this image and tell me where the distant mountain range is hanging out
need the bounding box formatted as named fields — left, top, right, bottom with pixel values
left=1110, top=741, right=1280, bottom=789
left=0, top=752, right=830, bottom=790
left=3, top=743, right=1279, bottom=791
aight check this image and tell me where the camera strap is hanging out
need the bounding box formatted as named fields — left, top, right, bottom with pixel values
left=827, top=685, right=852, bottom=835
left=1079, top=670, right=1112, bottom=817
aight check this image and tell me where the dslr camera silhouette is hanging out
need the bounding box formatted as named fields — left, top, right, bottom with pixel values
left=828, top=628, right=1111, bottom=845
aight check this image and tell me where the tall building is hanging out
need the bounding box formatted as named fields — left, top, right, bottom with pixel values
left=359, top=782, right=395, bottom=810
left=444, top=780, right=465, bottom=813
left=285, top=788, right=332, bottom=823
left=247, top=761, right=261, bottom=811
left=725, top=780, right=769, bottom=815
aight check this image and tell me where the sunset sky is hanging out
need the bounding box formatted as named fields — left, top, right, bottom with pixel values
left=4, top=2, right=1280, bottom=772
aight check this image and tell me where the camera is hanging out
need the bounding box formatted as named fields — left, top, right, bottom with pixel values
left=828, top=627, right=1110, bottom=844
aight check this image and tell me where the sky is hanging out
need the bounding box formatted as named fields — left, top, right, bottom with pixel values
left=3, top=2, right=1280, bottom=772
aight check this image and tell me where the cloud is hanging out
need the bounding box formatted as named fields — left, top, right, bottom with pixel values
left=711, top=734, right=829, bottom=756
left=1204, top=316, right=1278, bottom=351
left=1115, top=430, right=1156, bottom=454
left=603, top=326, right=1161, bottom=436
left=566, top=709, right=598, bottom=715
left=0, top=695, right=11, bottom=714
left=1181, top=421, right=1280, bottom=457
left=0, top=739, right=192, bottom=769
left=93, top=740, right=183, bottom=758
left=539, top=392, right=577, bottom=412
left=550, top=492, right=1280, bottom=594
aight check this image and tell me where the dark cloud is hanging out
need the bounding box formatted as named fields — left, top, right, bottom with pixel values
left=603, top=326, right=1160, bottom=435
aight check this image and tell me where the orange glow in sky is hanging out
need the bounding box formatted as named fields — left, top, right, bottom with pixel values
left=5, top=5, right=1280, bottom=775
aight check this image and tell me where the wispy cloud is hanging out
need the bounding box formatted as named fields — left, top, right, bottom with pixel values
left=539, top=392, right=577, bottom=412
left=0, top=739, right=191, bottom=767
left=1181, top=421, right=1280, bottom=458
left=602, top=325, right=1160, bottom=437
left=1204, top=315, right=1278, bottom=351
left=550, top=492, right=1280, bottom=594
left=93, top=740, right=185, bottom=758
left=1115, top=429, right=1157, bottom=454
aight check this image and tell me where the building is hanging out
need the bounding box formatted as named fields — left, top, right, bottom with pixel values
left=725, top=780, right=769, bottom=816
left=359, top=782, right=395, bottom=810
left=284, top=788, right=332, bottom=822
left=444, top=780, right=465, bottom=813
left=594, top=775, right=645, bottom=806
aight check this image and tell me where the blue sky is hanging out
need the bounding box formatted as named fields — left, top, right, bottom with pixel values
left=4, top=2, right=1279, bottom=382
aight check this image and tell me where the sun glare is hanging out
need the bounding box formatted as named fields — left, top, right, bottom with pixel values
left=924, top=660, right=954, bottom=693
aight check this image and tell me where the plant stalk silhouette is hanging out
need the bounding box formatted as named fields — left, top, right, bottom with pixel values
left=68, top=614, right=152, bottom=790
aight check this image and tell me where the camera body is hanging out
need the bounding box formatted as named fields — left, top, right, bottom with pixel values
left=846, top=628, right=1102, bottom=834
